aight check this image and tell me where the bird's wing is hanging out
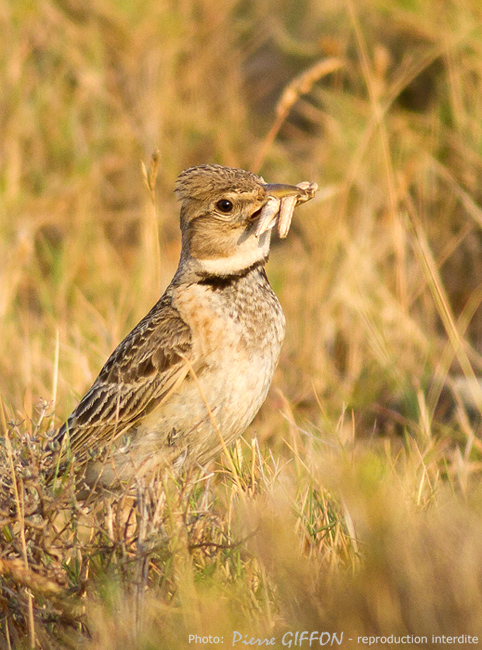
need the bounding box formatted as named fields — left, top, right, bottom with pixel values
left=57, top=293, right=193, bottom=461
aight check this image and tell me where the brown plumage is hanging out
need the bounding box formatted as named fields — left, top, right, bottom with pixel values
left=56, top=164, right=316, bottom=490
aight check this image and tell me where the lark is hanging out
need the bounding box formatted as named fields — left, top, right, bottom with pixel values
left=56, top=164, right=317, bottom=489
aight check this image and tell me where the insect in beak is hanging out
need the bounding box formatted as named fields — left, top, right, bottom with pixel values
left=255, top=181, right=318, bottom=238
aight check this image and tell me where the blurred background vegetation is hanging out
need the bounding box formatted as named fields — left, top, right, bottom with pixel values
left=2, top=0, right=482, bottom=647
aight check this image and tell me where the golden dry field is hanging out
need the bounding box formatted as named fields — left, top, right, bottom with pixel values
left=2, top=0, right=482, bottom=648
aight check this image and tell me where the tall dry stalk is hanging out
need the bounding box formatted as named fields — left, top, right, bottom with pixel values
left=252, top=57, right=344, bottom=173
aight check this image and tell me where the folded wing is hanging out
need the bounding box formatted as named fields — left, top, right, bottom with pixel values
left=56, top=294, right=192, bottom=462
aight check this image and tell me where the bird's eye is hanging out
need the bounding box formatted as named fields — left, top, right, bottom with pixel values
left=216, top=199, right=234, bottom=213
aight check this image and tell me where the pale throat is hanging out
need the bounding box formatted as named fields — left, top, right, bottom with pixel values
left=194, top=231, right=271, bottom=276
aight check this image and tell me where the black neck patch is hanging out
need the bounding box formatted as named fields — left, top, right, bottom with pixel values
left=197, top=259, right=267, bottom=290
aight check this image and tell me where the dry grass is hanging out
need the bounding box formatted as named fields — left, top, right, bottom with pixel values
left=2, top=0, right=482, bottom=647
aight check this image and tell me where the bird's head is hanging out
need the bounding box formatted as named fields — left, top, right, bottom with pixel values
left=174, top=164, right=306, bottom=277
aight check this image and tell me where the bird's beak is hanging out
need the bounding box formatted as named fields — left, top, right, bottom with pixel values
left=255, top=180, right=318, bottom=238
left=262, top=183, right=304, bottom=199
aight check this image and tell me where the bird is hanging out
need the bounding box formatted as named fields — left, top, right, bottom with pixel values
left=55, top=164, right=317, bottom=492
